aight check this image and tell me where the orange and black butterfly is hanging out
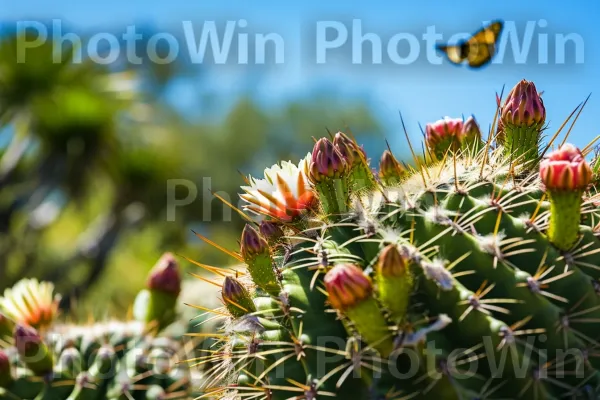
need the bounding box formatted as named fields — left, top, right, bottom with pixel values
left=437, top=20, right=504, bottom=68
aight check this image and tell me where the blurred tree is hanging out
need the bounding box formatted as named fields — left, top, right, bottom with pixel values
left=0, top=29, right=384, bottom=317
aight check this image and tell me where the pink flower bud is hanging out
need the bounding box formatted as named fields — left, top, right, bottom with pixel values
left=501, top=80, right=546, bottom=128
left=425, top=117, right=464, bottom=158
left=309, top=138, right=348, bottom=183
left=540, top=143, right=591, bottom=191
left=333, top=131, right=367, bottom=167
left=324, top=264, right=372, bottom=311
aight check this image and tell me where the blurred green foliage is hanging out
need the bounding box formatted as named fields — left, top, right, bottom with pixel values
left=0, top=30, right=384, bottom=317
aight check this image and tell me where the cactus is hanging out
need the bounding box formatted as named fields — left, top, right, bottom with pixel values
left=190, top=79, right=600, bottom=399
left=0, top=255, right=201, bottom=400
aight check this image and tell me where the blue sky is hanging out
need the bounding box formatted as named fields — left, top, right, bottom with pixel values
left=3, top=0, right=599, bottom=154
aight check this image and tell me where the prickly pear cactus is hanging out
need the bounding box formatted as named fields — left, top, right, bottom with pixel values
left=0, top=254, right=200, bottom=400
left=192, top=79, right=600, bottom=399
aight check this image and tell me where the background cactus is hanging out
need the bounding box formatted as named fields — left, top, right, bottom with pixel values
left=191, top=79, right=600, bottom=399
left=0, top=255, right=203, bottom=400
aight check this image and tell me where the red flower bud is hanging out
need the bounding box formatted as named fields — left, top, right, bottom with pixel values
left=147, top=253, right=181, bottom=296
left=540, top=143, right=591, bottom=191
left=324, top=264, right=372, bottom=311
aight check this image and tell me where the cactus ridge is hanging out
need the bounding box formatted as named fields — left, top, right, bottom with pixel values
left=192, top=81, right=600, bottom=399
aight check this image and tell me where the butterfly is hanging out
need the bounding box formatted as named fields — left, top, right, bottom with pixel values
left=437, top=20, right=504, bottom=68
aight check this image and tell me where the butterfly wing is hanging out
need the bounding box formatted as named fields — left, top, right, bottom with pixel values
left=465, top=21, right=504, bottom=68
left=437, top=43, right=469, bottom=65
left=465, top=42, right=493, bottom=68
left=437, top=20, right=504, bottom=68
